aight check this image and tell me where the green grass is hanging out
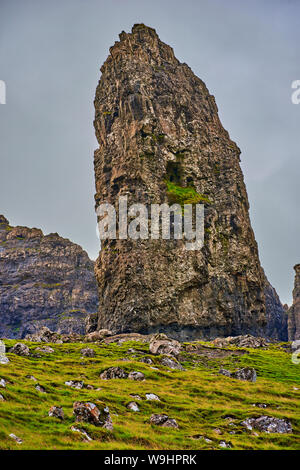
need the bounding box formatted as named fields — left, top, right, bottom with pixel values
left=0, top=339, right=299, bottom=450
left=166, top=181, right=212, bottom=206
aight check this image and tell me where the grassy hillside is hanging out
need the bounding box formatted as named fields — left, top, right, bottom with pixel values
left=0, top=338, right=299, bottom=450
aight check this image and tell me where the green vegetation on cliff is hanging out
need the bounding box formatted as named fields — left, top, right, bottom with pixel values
left=166, top=181, right=211, bottom=207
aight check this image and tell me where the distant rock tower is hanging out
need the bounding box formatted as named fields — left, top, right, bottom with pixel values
left=93, top=24, right=270, bottom=340
left=288, top=264, right=300, bottom=340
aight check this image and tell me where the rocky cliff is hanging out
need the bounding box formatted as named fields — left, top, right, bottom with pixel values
left=288, top=264, right=300, bottom=340
left=0, top=215, right=98, bottom=338
left=93, top=24, right=275, bottom=340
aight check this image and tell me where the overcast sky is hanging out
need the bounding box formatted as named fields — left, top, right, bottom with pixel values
left=0, top=0, right=299, bottom=305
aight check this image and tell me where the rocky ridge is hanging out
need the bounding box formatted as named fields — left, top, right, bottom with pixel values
left=0, top=215, right=98, bottom=338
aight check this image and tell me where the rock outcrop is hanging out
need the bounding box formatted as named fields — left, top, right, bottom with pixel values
left=73, top=401, right=113, bottom=430
left=288, top=264, right=300, bottom=340
left=241, top=416, right=292, bottom=434
left=93, top=24, right=279, bottom=340
left=0, top=215, right=98, bottom=338
left=263, top=275, right=288, bottom=341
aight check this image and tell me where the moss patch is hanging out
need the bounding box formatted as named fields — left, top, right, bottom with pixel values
left=166, top=181, right=211, bottom=206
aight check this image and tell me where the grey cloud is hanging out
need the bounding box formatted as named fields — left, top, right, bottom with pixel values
left=0, top=0, right=298, bottom=304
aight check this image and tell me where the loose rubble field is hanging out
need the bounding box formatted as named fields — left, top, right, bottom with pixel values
left=0, top=334, right=299, bottom=450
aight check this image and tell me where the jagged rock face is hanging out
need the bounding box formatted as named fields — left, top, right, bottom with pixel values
left=263, top=276, right=288, bottom=341
left=0, top=216, right=98, bottom=338
left=288, top=264, right=300, bottom=340
left=93, top=24, right=268, bottom=340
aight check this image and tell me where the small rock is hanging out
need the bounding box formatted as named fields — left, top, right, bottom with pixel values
left=213, top=335, right=268, bottom=349
left=0, top=356, right=9, bottom=365
left=160, top=355, right=184, bottom=370
left=128, top=371, right=145, bottom=381
left=35, top=384, right=46, bottom=393
left=103, top=332, right=150, bottom=345
left=60, top=333, right=81, bottom=343
left=10, top=343, right=30, bottom=356
left=85, top=384, right=94, bottom=390
left=219, top=367, right=257, bottom=382
left=26, top=375, right=37, bottom=382
left=80, top=348, right=95, bottom=357
left=0, top=394, right=5, bottom=401
left=150, top=414, right=178, bottom=428
left=71, top=426, right=93, bottom=442
left=100, top=367, right=128, bottom=380
left=127, top=401, right=140, bottom=412
left=189, top=435, right=212, bottom=443
left=49, top=406, right=64, bottom=420
left=291, top=339, right=300, bottom=352
left=223, top=416, right=235, bottom=421
left=65, top=380, right=84, bottom=389
left=85, top=329, right=112, bottom=343
left=252, top=403, right=267, bottom=408
left=0, top=378, right=6, bottom=388
left=25, top=326, right=61, bottom=343
left=149, top=333, right=181, bottom=357
left=219, top=368, right=232, bottom=378
left=232, top=367, right=257, bottom=382
left=140, top=357, right=153, bottom=364
left=9, top=433, right=22, bottom=444
left=73, top=401, right=113, bottom=430
left=213, top=428, right=222, bottom=434
left=35, top=346, right=54, bottom=354
left=130, top=394, right=142, bottom=400
left=219, top=440, right=231, bottom=448
left=145, top=393, right=160, bottom=401
left=241, top=416, right=292, bottom=433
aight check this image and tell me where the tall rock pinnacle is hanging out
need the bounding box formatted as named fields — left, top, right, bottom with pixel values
left=93, top=24, right=267, bottom=340
left=288, top=264, right=300, bottom=340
